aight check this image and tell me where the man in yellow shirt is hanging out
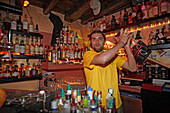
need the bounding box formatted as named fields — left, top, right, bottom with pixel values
left=83, top=29, right=137, bottom=113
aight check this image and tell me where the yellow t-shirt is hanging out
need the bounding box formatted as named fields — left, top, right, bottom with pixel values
left=83, top=50, right=126, bottom=109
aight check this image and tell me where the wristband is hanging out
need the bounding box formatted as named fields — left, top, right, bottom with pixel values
left=120, top=41, right=126, bottom=47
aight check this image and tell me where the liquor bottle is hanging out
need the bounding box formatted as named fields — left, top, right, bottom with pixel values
left=60, top=31, right=64, bottom=44
left=11, top=15, right=17, bottom=31
left=65, top=44, right=70, bottom=59
left=131, top=5, right=137, bottom=24
left=52, top=45, right=56, bottom=64
left=19, top=36, right=25, bottom=55
left=11, top=65, right=19, bottom=79
left=119, top=11, right=123, bottom=26
left=3, top=10, right=11, bottom=30
left=111, top=15, right=116, bottom=29
left=146, top=0, right=153, bottom=18
left=70, top=44, right=74, bottom=60
left=31, top=63, right=37, bottom=77
left=39, top=38, right=43, bottom=55
left=141, top=1, right=148, bottom=20
left=158, top=26, right=167, bottom=44
left=14, top=35, right=20, bottom=55
left=3, top=65, right=11, bottom=79
left=61, top=44, right=66, bottom=60
left=71, top=32, right=75, bottom=44
left=77, top=45, right=81, bottom=60
left=23, top=14, right=28, bottom=32
left=35, top=38, right=39, bottom=55
left=57, top=44, right=61, bottom=60
left=67, top=31, right=72, bottom=44
left=128, top=12, right=133, bottom=24
left=30, top=37, right=35, bottom=55
left=25, top=61, right=31, bottom=77
left=17, top=16, right=23, bottom=31
left=74, top=44, right=78, bottom=60
left=148, top=28, right=155, bottom=45
left=81, top=45, right=84, bottom=60
left=23, top=35, right=27, bottom=45
left=75, top=32, right=78, bottom=45
left=35, top=24, right=39, bottom=34
left=29, top=17, right=34, bottom=33
left=63, top=31, right=68, bottom=44
left=123, top=8, right=128, bottom=25
left=25, top=35, right=30, bottom=55
left=102, top=16, right=107, bottom=31
left=155, top=29, right=159, bottom=44
left=48, top=45, right=52, bottom=62
left=36, top=60, right=42, bottom=76
left=136, top=5, right=143, bottom=22
left=19, top=63, right=25, bottom=78
left=160, top=0, right=169, bottom=15
left=152, top=0, right=159, bottom=17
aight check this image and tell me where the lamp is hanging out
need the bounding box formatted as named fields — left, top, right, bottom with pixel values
left=23, top=0, right=29, bottom=7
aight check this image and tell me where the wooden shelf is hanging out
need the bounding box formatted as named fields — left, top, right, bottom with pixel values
left=119, top=84, right=141, bottom=93
left=148, top=44, right=170, bottom=50
left=0, top=76, right=42, bottom=84
left=147, top=57, right=170, bottom=68
left=121, top=77, right=143, bottom=82
left=103, top=13, right=170, bottom=34
left=0, top=54, right=44, bottom=59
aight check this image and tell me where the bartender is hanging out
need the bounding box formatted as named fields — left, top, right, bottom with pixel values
left=83, top=29, right=137, bottom=113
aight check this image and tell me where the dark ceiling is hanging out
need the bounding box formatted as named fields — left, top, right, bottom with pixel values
left=18, top=0, right=133, bottom=25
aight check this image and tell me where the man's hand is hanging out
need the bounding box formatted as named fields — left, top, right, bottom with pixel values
left=119, top=28, right=132, bottom=45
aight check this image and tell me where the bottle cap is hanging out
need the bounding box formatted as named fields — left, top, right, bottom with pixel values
left=88, top=86, right=93, bottom=91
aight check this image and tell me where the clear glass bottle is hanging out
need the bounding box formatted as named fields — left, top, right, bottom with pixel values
left=23, top=14, right=28, bottom=32
left=52, top=45, right=56, bottom=64
left=19, top=63, right=25, bottom=78
left=30, top=37, right=35, bottom=55
left=20, top=36, right=25, bottom=55
left=35, top=38, right=39, bottom=55
left=14, top=35, right=20, bottom=55
left=25, top=35, right=30, bottom=55
left=29, top=17, right=34, bottom=33
left=11, top=15, right=17, bottom=31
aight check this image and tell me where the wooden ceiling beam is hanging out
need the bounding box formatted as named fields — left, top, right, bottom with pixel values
left=81, top=0, right=132, bottom=24
left=64, top=1, right=90, bottom=22
left=43, top=0, right=60, bottom=15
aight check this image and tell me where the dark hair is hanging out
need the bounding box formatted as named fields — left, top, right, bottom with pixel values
left=89, top=30, right=106, bottom=41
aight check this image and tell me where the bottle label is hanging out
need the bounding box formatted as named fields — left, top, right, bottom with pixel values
left=25, top=68, right=30, bottom=76
left=12, top=72, right=19, bottom=77
left=11, top=21, right=17, bottom=30
left=153, top=6, right=158, bottom=16
left=3, top=73, right=10, bottom=77
left=30, top=46, right=34, bottom=54
left=48, top=52, right=52, bottom=61
left=161, top=2, right=168, bottom=13
left=32, top=70, right=36, bottom=76
left=15, top=45, right=20, bottom=53
left=52, top=53, right=56, bottom=63
left=23, top=21, right=28, bottom=30
left=20, top=46, right=25, bottom=54
left=29, top=25, right=34, bottom=32
left=17, top=24, right=22, bottom=31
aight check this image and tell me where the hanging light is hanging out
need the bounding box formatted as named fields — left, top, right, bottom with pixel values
left=23, top=0, right=29, bottom=7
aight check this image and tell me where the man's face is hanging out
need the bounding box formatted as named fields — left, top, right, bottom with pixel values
left=91, top=33, right=105, bottom=52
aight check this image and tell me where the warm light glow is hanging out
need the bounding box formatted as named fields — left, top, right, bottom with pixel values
left=23, top=0, right=29, bottom=7
left=168, top=20, right=170, bottom=24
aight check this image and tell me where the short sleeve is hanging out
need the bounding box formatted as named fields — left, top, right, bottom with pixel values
left=114, top=56, right=126, bottom=70
left=83, top=51, right=97, bottom=69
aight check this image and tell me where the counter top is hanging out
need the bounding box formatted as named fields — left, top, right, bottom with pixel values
left=119, top=84, right=142, bottom=93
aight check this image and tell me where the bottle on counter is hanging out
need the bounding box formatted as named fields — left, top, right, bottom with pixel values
left=36, top=60, right=42, bottom=76
left=12, top=65, right=19, bottom=78
left=39, top=38, right=43, bottom=56
left=19, top=63, right=25, bottom=78
left=30, top=37, right=35, bottom=55
left=25, top=35, right=30, bottom=55
left=19, top=35, right=25, bottom=55
left=3, top=65, right=11, bottom=79
left=35, top=38, right=39, bottom=56
left=31, top=63, right=38, bottom=77
left=25, top=61, right=31, bottom=77
left=123, top=8, right=128, bottom=25
left=47, top=45, right=52, bottom=62
left=14, top=35, right=20, bottom=55
left=52, top=45, right=56, bottom=64
left=75, top=32, right=78, bottom=45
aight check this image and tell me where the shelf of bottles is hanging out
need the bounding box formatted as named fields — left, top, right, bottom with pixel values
left=0, top=10, right=44, bottom=83
left=44, top=25, right=87, bottom=64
